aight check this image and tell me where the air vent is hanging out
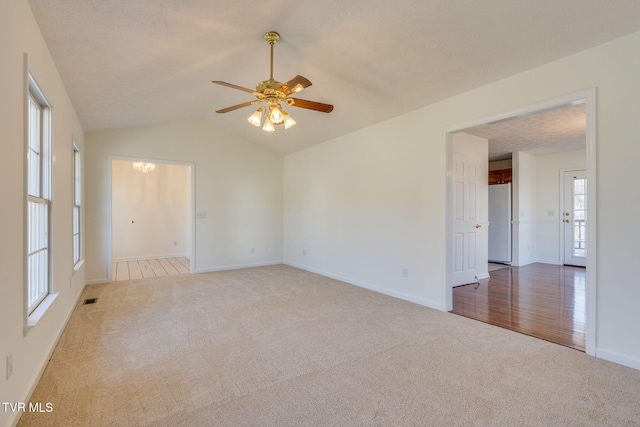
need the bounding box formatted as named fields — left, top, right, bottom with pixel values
left=83, top=298, right=97, bottom=305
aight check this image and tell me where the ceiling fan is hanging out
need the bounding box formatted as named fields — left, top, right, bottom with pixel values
left=212, top=31, right=334, bottom=133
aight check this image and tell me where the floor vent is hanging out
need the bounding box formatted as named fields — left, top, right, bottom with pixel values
left=83, top=298, right=97, bottom=305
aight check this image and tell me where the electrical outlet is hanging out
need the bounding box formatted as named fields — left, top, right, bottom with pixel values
left=250, top=247, right=254, bottom=254
left=173, top=241, right=178, bottom=247
left=302, top=248, right=306, bottom=256
left=196, top=211, right=206, bottom=219
left=6, top=354, right=13, bottom=380
left=402, top=268, right=408, bottom=278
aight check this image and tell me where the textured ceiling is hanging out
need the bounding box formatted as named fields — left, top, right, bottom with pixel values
left=464, top=103, right=586, bottom=161
left=27, top=0, right=640, bottom=156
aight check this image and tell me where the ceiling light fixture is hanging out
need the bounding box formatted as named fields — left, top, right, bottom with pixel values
left=262, top=117, right=275, bottom=133
left=213, top=32, right=334, bottom=134
left=247, top=102, right=293, bottom=133
left=247, top=107, right=263, bottom=127
left=133, top=162, right=156, bottom=173
left=283, top=111, right=296, bottom=129
left=269, top=103, right=285, bottom=124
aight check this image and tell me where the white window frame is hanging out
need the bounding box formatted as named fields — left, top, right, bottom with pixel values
left=26, top=73, right=52, bottom=316
left=73, top=142, right=82, bottom=267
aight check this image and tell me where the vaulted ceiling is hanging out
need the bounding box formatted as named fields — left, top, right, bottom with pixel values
left=28, top=0, right=640, bottom=155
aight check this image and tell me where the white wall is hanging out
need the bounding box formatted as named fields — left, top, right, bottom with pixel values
left=284, top=31, right=640, bottom=370
left=535, top=150, right=586, bottom=264
left=0, top=1, right=86, bottom=426
left=453, top=132, right=489, bottom=278
left=85, top=120, right=283, bottom=282
left=512, top=151, right=537, bottom=266
left=112, top=160, right=191, bottom=261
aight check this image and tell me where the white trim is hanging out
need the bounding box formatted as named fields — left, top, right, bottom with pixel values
left=444, top=89, right=597, bottom=357
left=510, top=260, right=536, bottom=267
left=107, top=156, right=196, bottom=281
left=73, top=259, right=85, bottom=273
left=23, top=293, right=59, bottom=336
left=86, top=278, right=110, bottom=285
left=72, top=138, right=82, bottom=268
left=285, top=261, right=444, bottom=311
left=24, top=56, right=55, bottom=324
left=22, top=53, right=29, bottom=331
left=584, top=89, right=597, bottom=356
left=195, top=260, right=283, bottom=274
left=443, top=132, right=454, bottom=312
left=535, top=259, right=562, bottom=266
left=596, top=348, right=640, bottom=371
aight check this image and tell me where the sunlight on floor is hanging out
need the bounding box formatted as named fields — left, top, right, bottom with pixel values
left=112, top=257, right=190, bottom=282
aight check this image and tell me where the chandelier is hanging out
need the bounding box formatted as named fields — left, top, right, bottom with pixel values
left=132, top=162, right=156, bottom=173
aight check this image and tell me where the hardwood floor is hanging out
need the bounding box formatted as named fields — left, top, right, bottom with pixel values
left=451, top=263, right=585, bottom=351
left=112, top=257, right=191, bottom=282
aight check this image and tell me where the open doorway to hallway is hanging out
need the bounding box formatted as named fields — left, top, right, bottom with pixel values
left=445, top=90, right=595, bottom=354
left=110, top=159, right=194, bottom=281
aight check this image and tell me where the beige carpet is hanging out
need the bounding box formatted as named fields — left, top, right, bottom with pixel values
left=18, top=265, right=640, bottom=426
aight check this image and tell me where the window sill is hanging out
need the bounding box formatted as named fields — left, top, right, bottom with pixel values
left=73, top=259, right=85, bottom=272
left=24, top=292, right=59, bottom=336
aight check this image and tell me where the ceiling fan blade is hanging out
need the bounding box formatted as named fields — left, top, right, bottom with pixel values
left=278, top=75, right=312, bottom=96
left=288, top=98, right=334, bottom=113
left=216, top=100, right=259, bottom=113
left=212, top=81, right=256, bottom=94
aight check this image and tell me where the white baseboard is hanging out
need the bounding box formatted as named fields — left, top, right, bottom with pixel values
left=477, top=272, right=490, bottom=280
left=9, top=282, right=87, bottom=427
left=596, top=348, right=640, bottom=371
left=511, top=259, right=535, bottom=267
left=86, top=278, right=110, bottom=285
left=284, top=261, right=444, bottom=311
left=112, top=253, right=190, bottom=262
left=195, top=260, right=282, bottom=274
left=536, top=258, right=562, bottom=265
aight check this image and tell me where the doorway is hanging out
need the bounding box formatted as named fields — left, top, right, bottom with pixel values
left=107, top=157, right=196, bottom=281
left=445, top=90, right=596, bottom=355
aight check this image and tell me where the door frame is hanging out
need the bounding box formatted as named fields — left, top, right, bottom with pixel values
left=107, top=155, right=196, bottom=281
left=444, top=89, right=597, bottom=356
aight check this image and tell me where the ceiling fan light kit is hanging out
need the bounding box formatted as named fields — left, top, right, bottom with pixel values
left=213, top=31, right=333, bottom=134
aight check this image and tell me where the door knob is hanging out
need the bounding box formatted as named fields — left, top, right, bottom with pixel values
left=564, top=219, right=571, bottom=223
left=474, top=224, right=481, bottom=228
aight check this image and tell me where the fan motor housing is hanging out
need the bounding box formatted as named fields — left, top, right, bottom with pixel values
left=256, top=79, right=283, bottom=92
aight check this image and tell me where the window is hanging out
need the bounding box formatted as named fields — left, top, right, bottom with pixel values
left=27, top=75, right=51, bottom=314
left=73, top=143, right=81, bottom=266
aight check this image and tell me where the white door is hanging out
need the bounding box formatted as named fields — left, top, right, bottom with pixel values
left=452, top=155, right=483, bottom=285
left=563, top=170, right=587, bottom=267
